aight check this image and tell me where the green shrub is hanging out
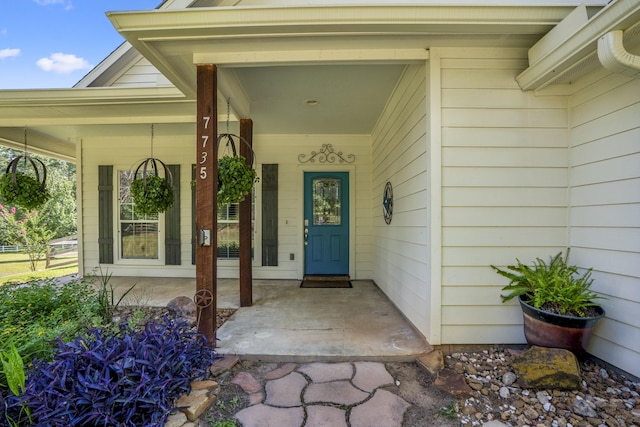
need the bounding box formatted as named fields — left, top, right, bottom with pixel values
left=0, top=278, right=102, bottom=389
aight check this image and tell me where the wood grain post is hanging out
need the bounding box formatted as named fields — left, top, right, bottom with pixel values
left=239, top=118, right=253, bottom=307
left=195, top=64, right=218, bottom=343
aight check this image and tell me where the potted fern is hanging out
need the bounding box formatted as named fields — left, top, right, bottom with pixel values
left=491, top=249, right=605, bottom=352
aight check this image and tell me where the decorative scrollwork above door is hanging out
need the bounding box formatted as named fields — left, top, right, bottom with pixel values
left=298, top=144, right=355, bottom=164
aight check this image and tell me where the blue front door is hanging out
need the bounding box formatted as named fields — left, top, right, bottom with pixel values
left=304, top=172, right=349, bottom=276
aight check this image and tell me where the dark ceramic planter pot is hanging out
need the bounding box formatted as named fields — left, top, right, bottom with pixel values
left=519, top=296, right=605, bottom=353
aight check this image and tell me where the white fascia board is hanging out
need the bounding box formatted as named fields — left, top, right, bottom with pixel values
left=0, top=87, right=185, bottom=106
left=517, top=0, right=640, bottom=90
left=194, top=48, right=430, bottom=67
left=222, top=0, right=608, bottom=5
left=107, top=5, right=583, bottom=41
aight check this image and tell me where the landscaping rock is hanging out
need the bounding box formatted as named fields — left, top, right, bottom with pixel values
left=416, top=350, right=444, bottom=376
left=511, top=346, right=582, bottom=390
left=434, top=368, right=473, bottom=397
left=166, top=296, right=197, bottom=325
left=164, top=411, right=188, bottom=427
left=210, top=354, right=240, bottom=376
left=232, top=371, right=262, bottom=394
left=263, top=362, right=297, bottom=380
left=191, top=379, right=219, bottom=392
left=175, top=389, right=217, bottom=422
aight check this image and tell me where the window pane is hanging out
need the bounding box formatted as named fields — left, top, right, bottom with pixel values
left=121, top=222, right=159, bottom=259
left=313, top=178, right=341, bottom=225
left=216, top=194, right=254, bottom=259
left=119, top=170, right=160, bottom=260
left=217, top=222, right=239, bottom=258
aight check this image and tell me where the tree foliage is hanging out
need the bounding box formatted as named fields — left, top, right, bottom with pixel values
left=0, top=147, right=76, bottom=244
left=0, top=206, right=55, bottom=271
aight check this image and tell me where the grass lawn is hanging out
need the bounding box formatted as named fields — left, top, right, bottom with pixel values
left=0, top=252, right=78, bottom=285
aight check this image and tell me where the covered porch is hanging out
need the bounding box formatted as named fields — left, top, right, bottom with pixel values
left=108, top=277, right=431, bottom=361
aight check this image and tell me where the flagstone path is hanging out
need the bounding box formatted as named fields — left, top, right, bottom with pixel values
left=231, top=361, right=411, bottom=427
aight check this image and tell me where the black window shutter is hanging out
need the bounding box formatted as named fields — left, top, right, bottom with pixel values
left=98, top=165, right=114, bottom=264
left=262, top=164, right=278, bottom=266
left=165, top=165, right=181, bottom=265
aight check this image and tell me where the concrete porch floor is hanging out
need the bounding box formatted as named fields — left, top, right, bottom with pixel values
left=108, top=277, right=431, bottom=361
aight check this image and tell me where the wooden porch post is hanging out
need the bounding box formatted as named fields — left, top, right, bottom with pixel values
left=195, top=64, right=218, bottom=343
left=239, top=118, right=253, bottom=307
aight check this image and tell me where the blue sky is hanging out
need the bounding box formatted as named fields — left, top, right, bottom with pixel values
left=0, top=0, right=160, bottom=89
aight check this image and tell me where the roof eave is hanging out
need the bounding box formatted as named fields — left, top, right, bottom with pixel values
left=516, top=0, right=640, bottom=90
left=107, top=4, right=599, bottom=108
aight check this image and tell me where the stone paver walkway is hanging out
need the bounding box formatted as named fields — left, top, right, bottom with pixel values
left=232, top=362, right=410, bottom=427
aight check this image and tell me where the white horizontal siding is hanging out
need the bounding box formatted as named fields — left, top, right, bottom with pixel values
left=568, top=73, right=640, bottom=378
left=442, top=325, right=524, bottom=345
left=371, top=63, right=431, bottom=338
left=443, top=127, right=568, bottom=148
left=443, top=207, right=567, bottom=227
left=80, top=132, right=372, bottom=281
left=110, top=58, right=172, bottom=88
left=439, top=47, right=569, bottom=346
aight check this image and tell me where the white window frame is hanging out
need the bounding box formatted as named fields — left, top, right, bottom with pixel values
left=115, top=168, right=165, bottom=265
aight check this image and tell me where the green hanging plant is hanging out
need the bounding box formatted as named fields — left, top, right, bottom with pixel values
left=130, top=174, right=174, bottom=216
left=0, top=154, right=50, bottom=211
left=217, top=155, right=258, bottom=205
left=0, top=172, right=50, bottom=210
left=130, top=126, right=174, bottom=215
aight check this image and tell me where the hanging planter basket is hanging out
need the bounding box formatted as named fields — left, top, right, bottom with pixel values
left=0, top=156, right=50, bottom=210
left=130, top=157, right=174, bottom=215
left=217, top=133, right=258, bottom=206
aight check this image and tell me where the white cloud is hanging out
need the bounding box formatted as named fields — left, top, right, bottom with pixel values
left=33, top=0, right=73, bottom=9
left=36, top=53, right=91, bottom=73
left=0, top=48, right=20, bottom=59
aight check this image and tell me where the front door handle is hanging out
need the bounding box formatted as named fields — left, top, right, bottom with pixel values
left=304, top=228, right=309, bottom=246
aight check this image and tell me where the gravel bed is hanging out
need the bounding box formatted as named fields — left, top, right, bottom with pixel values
left=444, top=347, right=639, bottom=427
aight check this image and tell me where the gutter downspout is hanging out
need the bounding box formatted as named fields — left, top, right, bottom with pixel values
left=598, top=30, right=640, bottom=77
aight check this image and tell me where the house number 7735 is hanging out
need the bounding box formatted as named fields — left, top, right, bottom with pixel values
left=200, top=116, right=211, bottom=180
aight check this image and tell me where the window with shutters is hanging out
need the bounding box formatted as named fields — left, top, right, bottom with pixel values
left=118, top=170, right=163, bottom=261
